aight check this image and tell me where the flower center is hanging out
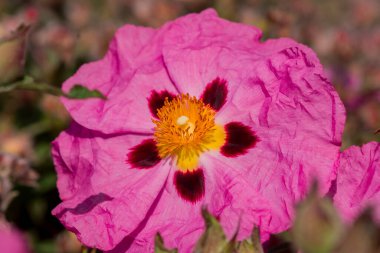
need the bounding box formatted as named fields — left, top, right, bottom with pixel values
left=153, top=94, right=225, bottom=171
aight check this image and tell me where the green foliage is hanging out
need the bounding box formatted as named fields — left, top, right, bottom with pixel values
left=194, top=209, right=264, bottom=253
left=0, top=25, right=29, bottom=85
left=292, top=182, right=344, bottom=253
left=67, top=84, right=106, bottom=100
left=293, top=183, right=380, bottom=253
left=335, top=209, right=380, bottom=253
left=155, top=234, right=178, bottom=253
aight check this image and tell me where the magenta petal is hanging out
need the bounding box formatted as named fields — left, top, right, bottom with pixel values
left=51, top=123, right=169, bottom=250
left=333, top=142, right=380, bottom=223
left=127, top=139, right=161, bottom=169
left=134, top=160, right=272, bottom=253
left=209, top=42, right=346, bottom=235
left=200, top=77, right=228, bottom=111
left=174, top=169, right=205, bottom=203
left=0, top=222, right=30, bottom=253
left=221, top=122, right=258, bottom=157
left=147, top=90, right=176, bottom=118
left=61, top=25, right=178, bottom=134
left=161, top=9, right=262, bottom=97
left=100, top=157, right=272, bottom=253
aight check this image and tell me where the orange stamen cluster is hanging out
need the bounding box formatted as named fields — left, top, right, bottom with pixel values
left=153, top=94, right=224, bottom=171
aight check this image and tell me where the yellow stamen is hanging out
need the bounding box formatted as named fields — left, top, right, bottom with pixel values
left=153, top=94, right=226, bottom=172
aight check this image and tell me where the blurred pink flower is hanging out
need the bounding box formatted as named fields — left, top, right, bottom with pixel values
left=333, top=142, right=380, bottom=222
left=0, top=221, right=30, bottom=253
left=52, top=9, right=345, bottom=252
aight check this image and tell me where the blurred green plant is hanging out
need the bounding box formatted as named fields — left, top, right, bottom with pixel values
left=155, top=234, right=178, bottom=253
left=152, top=185, right=380, bottom=253
left=0, top=25, right=29, bottom=85
left=292, top=183, right=344, bottom=253
left=155, top=209, right=264, bottom=253
left=292, top=183, right=380, bottom=253
left=0, top=24, right=105, bottom=100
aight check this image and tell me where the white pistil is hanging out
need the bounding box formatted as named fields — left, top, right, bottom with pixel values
left=176, top=115, right=189, bottom=126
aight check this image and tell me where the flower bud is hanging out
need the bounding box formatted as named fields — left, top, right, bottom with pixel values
left=293, top=183, right=344, bottom=253
left=0, top=25, right=29, bottom=85
left=335, top=208, right=380, bottom=253
left=194, top=209, right=233, bottom=253
left=154, top=233, right=178, bottom=253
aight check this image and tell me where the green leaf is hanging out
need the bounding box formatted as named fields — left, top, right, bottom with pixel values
left=67, top=84, right=106, bottom=99
left=155, top=233, right=178, bottom=253
left=236, top=227, right=264, bottom=253
left=335, top=208, right=380, bottom=253
left=194, top=209, right=232, bottom=253
left=292, top=182, right=344, bottom=253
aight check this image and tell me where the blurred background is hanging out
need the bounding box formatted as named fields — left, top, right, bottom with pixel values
left=0, top=0, right=379, bottom=252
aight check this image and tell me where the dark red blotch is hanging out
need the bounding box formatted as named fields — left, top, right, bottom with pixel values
left=221, top=122, right=258, bottom=157
left=127, top=139, right=161, bottom=169
left=174, top=169, right=205, bottom=203
left=201, top=77, right=228, bottom=111
left=148, top=90, right=176, bottom=118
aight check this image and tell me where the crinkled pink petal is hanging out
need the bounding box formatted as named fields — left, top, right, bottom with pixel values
left=0, top=223, right=30, bottom=253
left=155, top=156, right=271, bottom=252
left=104, top=232, right=154, bottom=253
left=161, top=9, right=261, bottom=97
left=61, top=26, right=178, bottom=134
left=201, top=155, right=272, bottom=241
left=160, top=14, right=344, bottom=234
left=52, top=122, right=170, bottom=250
left=210, top=45, right=345, bottom=233
left=333, top=142, right=380, bottom=222
left=100, top=155, right=272, bottom=253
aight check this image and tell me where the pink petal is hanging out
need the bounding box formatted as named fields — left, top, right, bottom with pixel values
left=161, top=9, right=262, bottom=98
left=61, top=26, right=178, bottom=134
left=120, top=156, right=272, bottom=253
left=51, top=122, right=170, bottom=250
left=104, top=233, right=154, bottom=253
left=334, top=142, right=380, bottom=222
left=0, top=223, right=30, bottom=253
left=200, top=155, right=273, bottom=241
left=211, top=45, right=346, bottom=234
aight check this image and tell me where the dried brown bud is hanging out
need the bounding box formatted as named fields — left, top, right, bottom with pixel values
left=154, top=233, right=178, bottom=253
left=335, top=208, right=380, bottom=253
left=237, top=227, right=264, bottom=253
left=293, top=183, right=344, bottom=253
left=0, top=25, right=29, bottom=85
left=194, top=209, right=233, bottom=253
left=0, top=153, right=38, bottom=212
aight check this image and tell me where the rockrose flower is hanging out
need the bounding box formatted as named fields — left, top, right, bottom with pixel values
left=333, top=142, right=380, bottom=222
left=0, top=221, right=30, bottom=253
left=52, top=9, right=345, bottom=252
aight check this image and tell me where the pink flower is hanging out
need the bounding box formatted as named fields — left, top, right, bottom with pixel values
left=333, top=142, right=380, bottom=222
left=52, top=9, right=345, bottom=252
left=0, top=222, right=30, bottom=253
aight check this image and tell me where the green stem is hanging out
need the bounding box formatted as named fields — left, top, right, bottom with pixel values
left=0, top=76, right=67, bottom=97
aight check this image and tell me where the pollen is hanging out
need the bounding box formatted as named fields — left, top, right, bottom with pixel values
left=153, top=94, right=225, bottom=172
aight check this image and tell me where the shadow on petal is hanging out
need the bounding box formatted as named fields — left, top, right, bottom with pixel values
left=55, top=193, right=113, bottom=218
left=106, top=180, right=167, bottom=253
